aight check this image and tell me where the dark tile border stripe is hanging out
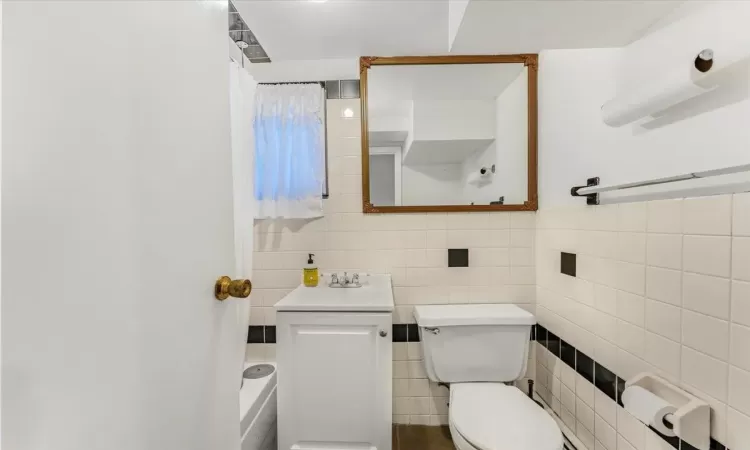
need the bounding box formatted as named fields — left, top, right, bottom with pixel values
left=246, top=325, right=276, bottom=344
left=325, top=80, right=360, bottom=99
left=247, top=325, right=264, bottom=344
left=533, top=324, right=730, bottom=450
left=393, top=324, right=408, bottom=343
left=406, top=324, right=420, bottom=342
left=249, top=324, right=421, bottom=344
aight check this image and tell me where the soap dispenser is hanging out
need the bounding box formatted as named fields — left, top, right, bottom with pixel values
left=303, top=253, right=319, bottom=287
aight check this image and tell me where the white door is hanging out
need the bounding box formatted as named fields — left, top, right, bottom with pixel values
left=277, top=312, right=392, bottom=450
left=2, top=2, right=247, bottom=450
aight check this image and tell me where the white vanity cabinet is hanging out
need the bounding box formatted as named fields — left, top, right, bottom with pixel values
left=275, top=275, right=394, bottom=450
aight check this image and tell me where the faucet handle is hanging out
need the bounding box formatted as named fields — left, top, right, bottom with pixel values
left=330, top=273, right=339, bottom=286
left=351, top=273, right=360, bottom=285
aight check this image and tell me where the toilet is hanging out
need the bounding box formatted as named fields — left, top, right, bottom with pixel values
left=414, top=304, right=563, bottom=450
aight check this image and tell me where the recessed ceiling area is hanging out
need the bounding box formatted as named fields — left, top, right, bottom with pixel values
left=234, top=0, right=450, bottom=61
left=368, top=63, right=524, bottom=105
left=234, top=0, right=683, bottom=61
left=450, top=1, right=683, bottom=54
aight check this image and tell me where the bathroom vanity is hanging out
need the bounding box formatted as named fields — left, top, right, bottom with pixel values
left=275, top=274, right=394, bottom=450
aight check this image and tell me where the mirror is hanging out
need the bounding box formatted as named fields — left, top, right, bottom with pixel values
left=360, top=55, right=538, bottom=213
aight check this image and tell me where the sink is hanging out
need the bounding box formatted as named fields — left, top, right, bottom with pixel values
left=274, top=274, right=394, bottom=313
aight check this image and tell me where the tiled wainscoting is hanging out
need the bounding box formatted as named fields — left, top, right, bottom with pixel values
left=536, top=194, right=750, bottom=450
left=534, top=324, right=729, bottom=450
left=247, top=98, right=537, bottom=426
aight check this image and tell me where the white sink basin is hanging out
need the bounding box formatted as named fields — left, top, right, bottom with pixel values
left=274, top=274, right=394, bottom=313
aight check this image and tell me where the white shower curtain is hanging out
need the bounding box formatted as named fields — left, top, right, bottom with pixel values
left=253, top=83, right=325, bottom=218
left=229, top=60, right=257, bottom=383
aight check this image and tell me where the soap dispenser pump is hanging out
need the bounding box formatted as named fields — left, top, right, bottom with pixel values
left=303, top=253, right=319, bottom=287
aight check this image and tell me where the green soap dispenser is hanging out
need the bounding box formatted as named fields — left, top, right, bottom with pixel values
left=303, top=253, right=319, bottom=287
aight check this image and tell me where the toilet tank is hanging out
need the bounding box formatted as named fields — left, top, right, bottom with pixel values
left=413, top=304, right=535, bottom=383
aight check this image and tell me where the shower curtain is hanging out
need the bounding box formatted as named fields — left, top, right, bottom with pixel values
left=229, top=59, right=257, bottom=385
left=253, top=83, right=325, bottom=218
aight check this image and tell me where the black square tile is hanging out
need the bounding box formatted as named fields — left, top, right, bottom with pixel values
left=247, top=326, right=264, bottom=344
left=649, top=427, right=679, bottom=448
left=576, top=350, right=594, bottom=382
left=561, top=252, right=576, bottom=277
left=710, top=438, right=727, bottom=450
left=340, top=80, right=360, bottom=99
left=448, top=249, right=469, bottom=267
left=561, top=340, right=576, bottom=369
left=537, top=325, right=548, bottom=346
left=681, top=439, right=700, bottom=450
left=325, top=80, right=340, bottom=99
left=616, top=377, right=626, bottom=406
left=530, top=325, right=536, bottom=341
left=594, top=363, right=617, bottom=401
left=546, top=331, right=561, bottom=358
left=264, top=326, right=276, bottom=344
left=407, top=324, right=420, bottom=342
left=392, top=324, right=408, bottom=343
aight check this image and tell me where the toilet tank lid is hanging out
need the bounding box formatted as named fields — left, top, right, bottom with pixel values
left=413, top=304, right=536, bottom=327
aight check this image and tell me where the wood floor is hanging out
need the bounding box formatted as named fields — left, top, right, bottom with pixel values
left=392, top=425, right=456, bottom=450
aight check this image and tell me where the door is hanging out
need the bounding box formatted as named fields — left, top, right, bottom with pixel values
left=2, top=2, right=246, bottom=450
left=277, top=312, right=392, bottom=450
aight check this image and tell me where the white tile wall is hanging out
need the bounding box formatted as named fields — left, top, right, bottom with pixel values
left=248, top=98, right=537, bottom=425
left=536, top=194, right=750, bottom=449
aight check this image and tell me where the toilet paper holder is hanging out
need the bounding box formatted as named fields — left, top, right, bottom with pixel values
left=625, top=373, right=711, bottom=450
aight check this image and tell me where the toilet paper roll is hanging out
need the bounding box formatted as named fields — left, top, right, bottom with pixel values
left=621, top=386, right=677, bottom=437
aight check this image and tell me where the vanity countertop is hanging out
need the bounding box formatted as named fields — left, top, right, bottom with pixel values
left=274, top=274, right=394, bottom=313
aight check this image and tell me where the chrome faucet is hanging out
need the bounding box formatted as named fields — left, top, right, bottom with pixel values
left=328, top=272, right=363, bottom=288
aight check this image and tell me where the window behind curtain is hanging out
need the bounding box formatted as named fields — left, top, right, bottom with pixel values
left=253, top=83, right=326, bottom=218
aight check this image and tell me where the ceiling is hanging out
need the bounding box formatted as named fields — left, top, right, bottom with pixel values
left=450, top=1, right=683, bottom=54
left=235, top=0, right=449, bottom=61
left=369, top=63, right=524, bottom=102
left=235, top=0, right=682, bottom=61
left=404, top=139, right=495, bottom=165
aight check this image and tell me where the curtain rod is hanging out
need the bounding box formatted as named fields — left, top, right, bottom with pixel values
left=571, top=162, right=750, bottom=205
left=258, top=81, right=325, bottom=86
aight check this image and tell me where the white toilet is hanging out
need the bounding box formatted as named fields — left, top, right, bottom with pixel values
left=414, top=304, right=563, bottom=450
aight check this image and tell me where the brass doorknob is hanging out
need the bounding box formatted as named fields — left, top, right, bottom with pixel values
left=214, top=276, right=252, bottom=300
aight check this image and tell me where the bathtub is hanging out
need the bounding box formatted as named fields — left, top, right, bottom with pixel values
left=240, top=362, right=277, bottom=450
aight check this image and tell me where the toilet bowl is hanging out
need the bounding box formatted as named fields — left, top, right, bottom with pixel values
left=413, top=304, right=563, bottom=450
left=448, top=383, right=563, bottom=450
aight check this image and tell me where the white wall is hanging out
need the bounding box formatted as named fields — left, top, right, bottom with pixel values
left=461, top=142, right=497, bottom=204
left=539, top=1, right=750, bottom=209
left=538, top=48, right=622, bottom=208
left=247, top=58, right=358, bottom=83
left=402, top=163, right=464, bottom=206
left=370, top=154, right=396, bottom=206
left=411, top=99, right=495, bottom=141
left=462, top=70, right=528, bottom=205
left=448, top=0, right=470, bottom=50
left=494, top=70, right=528, bottom=204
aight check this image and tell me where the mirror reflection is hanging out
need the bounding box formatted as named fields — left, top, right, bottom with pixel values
left=367, top=63, right=529, bottom=207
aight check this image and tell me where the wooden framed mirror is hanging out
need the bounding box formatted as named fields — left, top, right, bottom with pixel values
left=360, top=54, right=538, bottom=213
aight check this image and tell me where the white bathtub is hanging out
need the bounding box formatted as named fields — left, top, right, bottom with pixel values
left=240, top=362, right=277, bottom=450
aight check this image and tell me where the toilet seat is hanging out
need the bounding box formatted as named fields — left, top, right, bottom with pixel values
left=449, top=383, right=563, bottom=450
